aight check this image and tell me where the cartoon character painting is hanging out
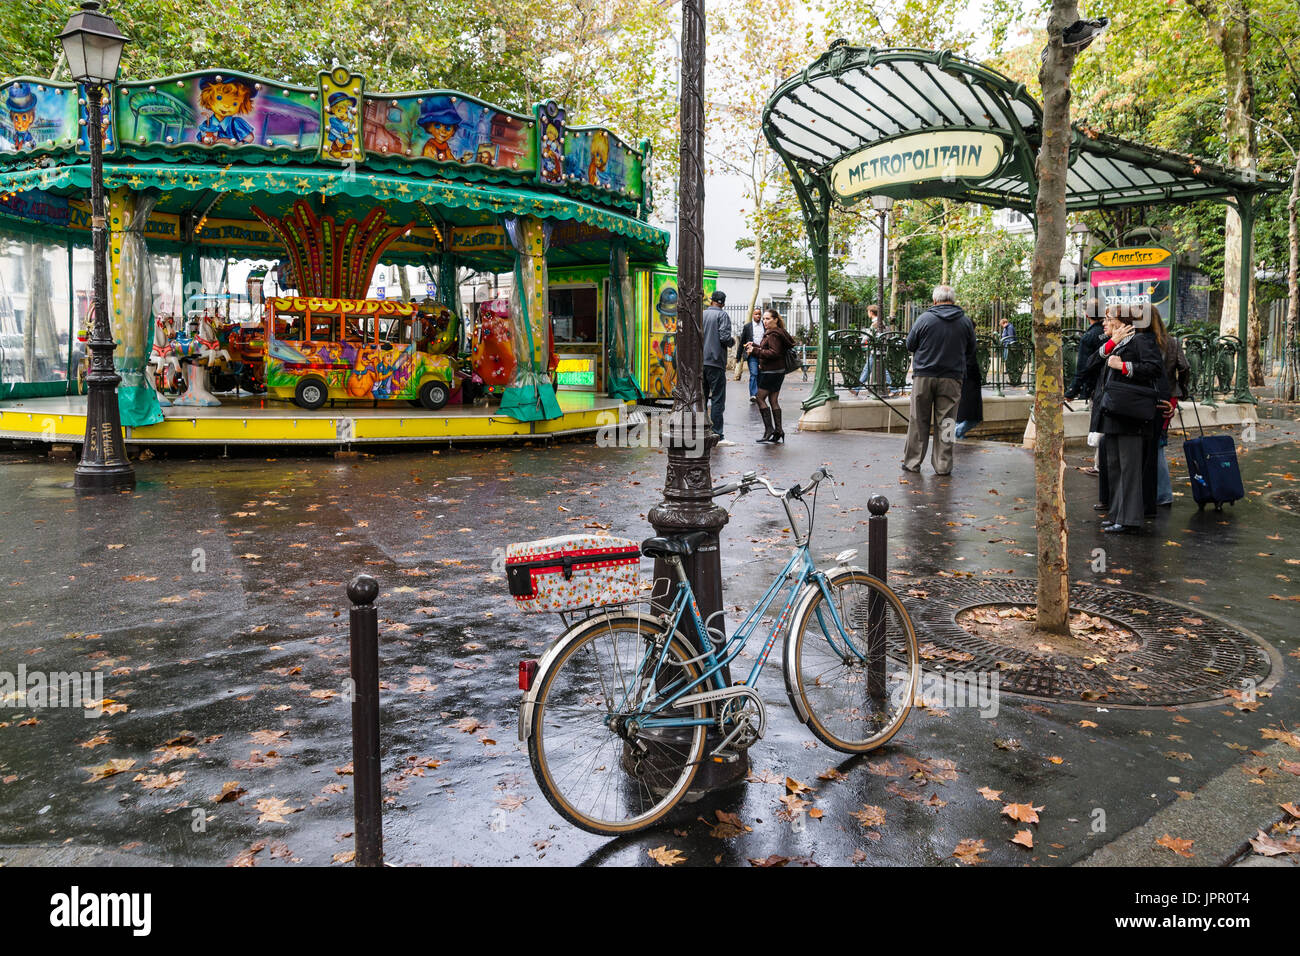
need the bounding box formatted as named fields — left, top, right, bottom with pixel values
left=419, top=99, right=462, bottom=162
left=538, top=102, right=566, bottom=184
left=325, top=91, right=357, bottom=158
left=196, top=78, right=256, bottom=146
left=98, top=97, right=112, bottom=150
left=587, top=130, right=609, bottom=187
left=6, top=83, right=37, bottom=151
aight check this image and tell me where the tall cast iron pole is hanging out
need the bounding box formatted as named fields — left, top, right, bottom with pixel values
left=647, top=0, right=742, bottom=783
left=877, top=210, right=886, bottom=323
left=74, top=82, right=135, bottom=492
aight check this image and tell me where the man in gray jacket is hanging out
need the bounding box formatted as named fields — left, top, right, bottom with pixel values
left=702, top=290, right=735, bottom=446
left=902, top=285, right=977, bottom=475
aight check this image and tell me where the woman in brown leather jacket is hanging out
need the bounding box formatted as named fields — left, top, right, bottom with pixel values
left=745, top=308, right=797, bottom=444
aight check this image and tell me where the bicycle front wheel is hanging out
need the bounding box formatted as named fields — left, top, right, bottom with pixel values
left=528, top=616, right=708, bottom=835
left=785, top=570, right=920, bottom=753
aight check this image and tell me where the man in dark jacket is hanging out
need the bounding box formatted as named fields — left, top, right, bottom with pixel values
left=903, top=285, right=977, bottom=475
left=1065, top=297, right=1106, bottom=401
left=702, top=290, right=735, bottom=445
left=736, top=307, right=764, bottom=401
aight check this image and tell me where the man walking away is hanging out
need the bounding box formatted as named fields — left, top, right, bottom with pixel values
left=903, top=285, right=976, bottom=475
left=737, top=307, right=764, bottom=402
left=703, top=290, right=735, bottom=446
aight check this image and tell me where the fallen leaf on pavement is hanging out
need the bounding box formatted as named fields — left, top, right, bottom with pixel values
left=648, top=845, right=686, bottom=866
left=952, top=838, right=987, bottom=865
left=706, top=810, right=751, bottom=839
left=785, top=776, right=815, bottom=794
left=83, top=759, right=135, bottom=783
left=1155, top=833, right=1194, bottom=858
left=212, top=782, right=246, bottom=803
left=255, top=797, right=302, bottom=824
left=1002, top=802, right=1044, bottom=824
left=850, top=805, right=886, bottom=828
left=133, top=771, right=185, bottom=791
left=1010, top=829, right=1034, bottom=849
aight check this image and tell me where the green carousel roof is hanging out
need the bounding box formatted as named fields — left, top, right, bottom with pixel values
left=0, top=67, right=667, bottom=269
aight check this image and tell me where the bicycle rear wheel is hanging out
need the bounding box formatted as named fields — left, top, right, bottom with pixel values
left=785, top=570, right=919, bottom=753
left=528, top=615, right=708, bottom=835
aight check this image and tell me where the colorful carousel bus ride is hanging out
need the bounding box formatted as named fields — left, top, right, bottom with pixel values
left=265, top=297, right=458, bottom=411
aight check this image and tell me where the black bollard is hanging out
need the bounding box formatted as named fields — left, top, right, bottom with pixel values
left=347, top=574, right=383, bottom=867
left=866, top=495, right=889, bottom=702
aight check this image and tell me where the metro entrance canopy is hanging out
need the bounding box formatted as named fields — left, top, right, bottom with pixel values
left=762, top=43, right=1286, bottom=408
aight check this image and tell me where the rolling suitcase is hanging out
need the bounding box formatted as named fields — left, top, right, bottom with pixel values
left=1179, top=403, right=1244, bottom=512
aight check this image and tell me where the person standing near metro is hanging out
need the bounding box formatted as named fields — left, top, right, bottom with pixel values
left=902, top=285, right=977, bottom=475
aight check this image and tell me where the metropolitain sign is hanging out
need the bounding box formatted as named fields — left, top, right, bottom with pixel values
left=831, top=131, right=1006, bottom=198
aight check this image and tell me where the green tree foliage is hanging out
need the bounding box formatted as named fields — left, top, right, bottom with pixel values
left=954, top=231, right=1033, bottom=307
left=991, top=0, right=1299, bottom=317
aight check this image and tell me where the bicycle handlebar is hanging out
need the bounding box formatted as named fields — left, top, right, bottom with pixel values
left=710, top=467, right=834, bottom=501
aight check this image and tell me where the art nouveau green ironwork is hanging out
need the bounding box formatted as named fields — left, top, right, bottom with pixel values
left=762, top=44, right=1285, bottom=410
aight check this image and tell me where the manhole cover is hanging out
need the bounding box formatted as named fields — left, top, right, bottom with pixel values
left=898, top=577, right=1277, bottom=707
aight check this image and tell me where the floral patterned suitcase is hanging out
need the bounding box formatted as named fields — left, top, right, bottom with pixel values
left=505, top=534, right=643, bottom=613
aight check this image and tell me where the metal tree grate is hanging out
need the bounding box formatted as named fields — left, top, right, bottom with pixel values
left=898, top=577, right=1274, bottom=707
left=1264, top=488, right=1300, bottom=516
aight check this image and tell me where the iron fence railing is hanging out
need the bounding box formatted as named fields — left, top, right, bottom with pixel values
left=724, top=297, right=1260, bottom=401
left=822, top=326, right=1245, bottom=402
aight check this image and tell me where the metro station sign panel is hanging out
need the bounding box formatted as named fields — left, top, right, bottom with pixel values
left=830, top=130, right=1006, bottom=199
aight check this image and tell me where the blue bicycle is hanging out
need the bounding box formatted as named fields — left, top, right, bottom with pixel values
left=519, top=467, right=921, bottom=835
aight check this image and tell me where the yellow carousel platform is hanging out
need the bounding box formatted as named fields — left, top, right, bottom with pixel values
left=0, top=392, right=638, bottom=447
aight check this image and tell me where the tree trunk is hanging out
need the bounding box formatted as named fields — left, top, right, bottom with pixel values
left=1213, top=3, right=1262, bottom=385
left=1030, top=0, right=1080, bottom=637
left=1285, top=153, right=1300, bottom=401
left=889, top=236, right=900, bottom=323
left=941, top=199, right=951, bottom=285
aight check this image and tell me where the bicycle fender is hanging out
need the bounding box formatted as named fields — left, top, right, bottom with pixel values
left=517, top=611, right=666, bottom=742
left=782, top=566, right=871, bottom=726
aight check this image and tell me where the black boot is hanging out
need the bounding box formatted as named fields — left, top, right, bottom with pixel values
left=771, top=408, right=785, bottom=444
left=756, top=407, right=774, bottom=443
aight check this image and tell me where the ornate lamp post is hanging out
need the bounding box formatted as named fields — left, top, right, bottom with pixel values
left=647, top=0, right=740, bottom=783
left=60, top=1, right=134, bottom=492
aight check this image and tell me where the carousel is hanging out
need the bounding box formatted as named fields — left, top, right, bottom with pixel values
left=0, top=64, right=681, bottom=447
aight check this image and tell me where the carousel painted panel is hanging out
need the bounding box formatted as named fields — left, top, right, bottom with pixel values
left=113, top=72, right=321, bottom=152
left=562, top=125, right=643, bottom=198
left=361, top=91, right=536, bottom=172
left=0, top=80, right=79, bottom=154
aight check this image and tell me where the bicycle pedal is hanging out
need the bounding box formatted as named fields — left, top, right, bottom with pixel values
left=710, top=749, right=741, bottom=764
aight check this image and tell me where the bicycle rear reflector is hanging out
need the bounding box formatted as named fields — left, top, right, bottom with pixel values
left=519, top=659, right=538, bottom=691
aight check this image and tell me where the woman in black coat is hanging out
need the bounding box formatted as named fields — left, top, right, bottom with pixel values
left=1095, top=306, right=1166, bottom=533
left=746, top=308, right=796, bottom=444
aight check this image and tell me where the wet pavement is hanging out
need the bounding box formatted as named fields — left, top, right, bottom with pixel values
left=0, top=377, right=1297, bottom=867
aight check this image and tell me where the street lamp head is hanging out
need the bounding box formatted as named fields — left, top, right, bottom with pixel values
left=59, top=1, right=130, bottom=86
left=868, top=194, right=895, bottom=214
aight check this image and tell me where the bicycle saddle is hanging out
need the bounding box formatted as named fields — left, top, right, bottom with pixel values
left=640, top=531, right=711, bottom=560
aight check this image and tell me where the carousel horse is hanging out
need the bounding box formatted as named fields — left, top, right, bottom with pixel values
left=171, top=312, right=232, bottom=407
left=147, top=314, right=181, bottom=406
